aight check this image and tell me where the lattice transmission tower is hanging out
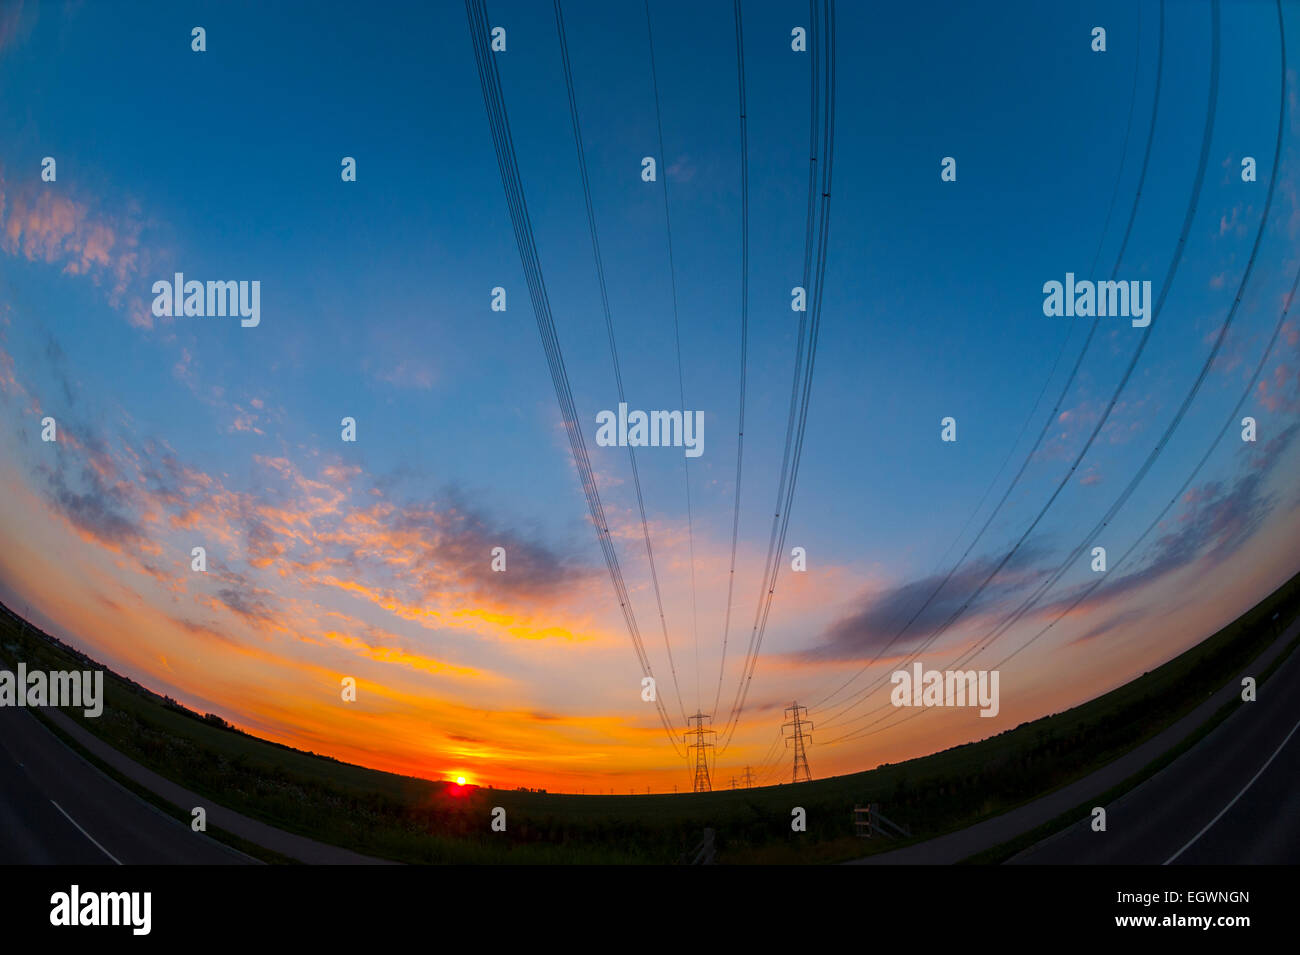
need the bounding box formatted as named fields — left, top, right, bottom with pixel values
left=783, top=702, right=813, bottom=783
left=684, top=712, right=716, bottom=793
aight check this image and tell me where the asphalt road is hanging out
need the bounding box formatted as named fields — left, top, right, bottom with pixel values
left=38, top=706, right=394, bottom=864
left=1011, top=632, right=1300, bottom=864
left=0, top=703, right=250, bottom=864
left=855, top=618, right=1300, bottom=864
left=4, top=627, right=1293, bottom=866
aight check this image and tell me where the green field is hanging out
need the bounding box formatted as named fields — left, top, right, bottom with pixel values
left=3, top=569, right=1298, bottom=864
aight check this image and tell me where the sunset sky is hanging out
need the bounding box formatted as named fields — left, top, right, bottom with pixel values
left=1, top=0, right=1299, bottom=793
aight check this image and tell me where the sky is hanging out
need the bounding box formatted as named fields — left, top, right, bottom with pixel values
left=1, top=0, right=1299, bottom=793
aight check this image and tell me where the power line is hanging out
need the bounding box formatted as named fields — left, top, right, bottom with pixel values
left=813, top=0, right=1164, bottom=716
left=720, top=0, right=837, bottom=754
left=828, top=0, right=1289, bottom=748
left=721, top=0, right=828, bottom=748
left=882, top=0, right=1291, bottom=709
left=811, top=0, right=1147, bottom=716
left=756, top=719, right=799, bottom=785
left=725, top=0, right=838, bottom=750
left=741, top=727, right=787, bottom=787
left=820, top=0, right=1223, bottom=735
left=644, top=0, right=703, bottom=711
left=757, top=750, right=789, bottom=787
left=553, top=0, right=689, bottom=726
left=465, top=0, right=683, bottom=755
left=753, top=728, right=784, bottom=773
left=714, top=0, right=751, bottom=718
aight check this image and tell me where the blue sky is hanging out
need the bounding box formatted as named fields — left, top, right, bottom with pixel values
left=0, top=0, right=1298, bottom=790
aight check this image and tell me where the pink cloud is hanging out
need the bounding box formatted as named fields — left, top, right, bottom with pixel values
left=0, top=174, right=152, bottom=313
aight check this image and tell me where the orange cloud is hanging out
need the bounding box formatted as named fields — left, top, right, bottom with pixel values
left=0, top=165, right=158, bottom=325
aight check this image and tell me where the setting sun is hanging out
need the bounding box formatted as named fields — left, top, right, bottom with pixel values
left=456, top=776, right=466, bottom=786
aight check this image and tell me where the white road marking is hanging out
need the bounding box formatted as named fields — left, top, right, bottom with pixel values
left=1164, top=715, right=1300, bottom=864
left=50, top=799, right=122, bottom=865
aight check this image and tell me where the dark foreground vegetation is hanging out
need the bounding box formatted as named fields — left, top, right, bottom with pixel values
left=2, top=570, right=1297, bottom=863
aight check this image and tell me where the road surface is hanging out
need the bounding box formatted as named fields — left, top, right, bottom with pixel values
left=1011, top=628, right=1300, bottom=864
left=0, top=703, right=249, bottom=864
left=853, top=616, right=1299, bottom=864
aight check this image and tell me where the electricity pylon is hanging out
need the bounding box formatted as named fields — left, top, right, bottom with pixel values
left=684, top=712, right=716, bottom=793
left=783, top=702, right=813, bottom=783
left=741, top=765, right=757, bottom=789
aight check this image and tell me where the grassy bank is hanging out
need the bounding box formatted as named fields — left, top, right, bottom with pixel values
left=2, top=569, right=1297, bottom=863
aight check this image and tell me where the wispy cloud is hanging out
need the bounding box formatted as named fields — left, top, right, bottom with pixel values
left=0, top=165, right=160, bottom=326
